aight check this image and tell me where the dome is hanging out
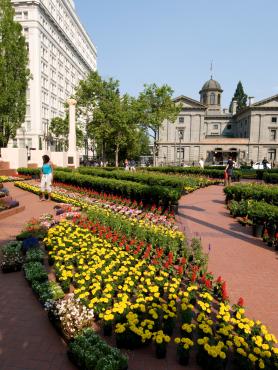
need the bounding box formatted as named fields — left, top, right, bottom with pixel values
left=200, top=78, right=222, bottom=92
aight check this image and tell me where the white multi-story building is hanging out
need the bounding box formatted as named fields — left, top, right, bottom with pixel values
left=11, top=0, right=97, bottom=149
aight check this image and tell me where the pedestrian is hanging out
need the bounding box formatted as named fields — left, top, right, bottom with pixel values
left=124, top=159, right=129, bottom=171
left=130, top=159, right=136, bottom=172
left=262, top=157, right=269, bottom=170
left=224, top=156, right=234, bottom=186
left=40, top=155, right=53, bottom=201
left=199, top=158, right=204, bottom=169
left=250, top=159, right=254, bottom=168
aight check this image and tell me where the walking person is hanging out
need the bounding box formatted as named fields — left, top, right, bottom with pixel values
left=124, top=159, right=129, bottom=171
left=224, top=156, right=234, bottom=186
left=130, top=159, right=136, bottom=172
left=262, top=157, right=269, bottom=170
left=199, top=158, right=204, bottom=169
left=40, top=155, right=53, bottom=201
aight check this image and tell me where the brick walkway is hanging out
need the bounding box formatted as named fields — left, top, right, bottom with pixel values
left=0, top=183, right=76, bottom=370
left=177, top=184, right=278, bottom=338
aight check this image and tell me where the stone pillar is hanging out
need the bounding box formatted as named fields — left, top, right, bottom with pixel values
left=67, top=98, right=79, bottom=168
left=67, top=98, right=77, bottom=153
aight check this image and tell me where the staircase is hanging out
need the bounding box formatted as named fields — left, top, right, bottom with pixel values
left=0, top=161, right=17, bottom=176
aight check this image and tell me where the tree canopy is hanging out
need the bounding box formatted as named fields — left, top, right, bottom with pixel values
left=0, top=0, right=30, bottom=147
left=229, top=81, right=248, bottom=113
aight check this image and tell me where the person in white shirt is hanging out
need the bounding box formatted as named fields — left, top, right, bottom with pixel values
left=199, top=158, right=204, bottom=169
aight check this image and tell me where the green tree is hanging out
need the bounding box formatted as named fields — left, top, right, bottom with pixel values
left=75, top=71, right=105, bottom=158
left=229, top=81, right=248, bottom=113
left=49, top=115, right=84, bottom=150
left=137, top=84, right=180, bottom=165
left=93, top=88, right=139, bottom=167
left=0, top=0, right=30, bottom=147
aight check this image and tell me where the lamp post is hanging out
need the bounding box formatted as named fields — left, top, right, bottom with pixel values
left=178, top=129, right=184, bottom=166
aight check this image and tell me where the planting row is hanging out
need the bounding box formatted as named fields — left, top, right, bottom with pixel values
left=77, top=167, right=220, bottom=191
left=44, top=220, right=278, bottom=369
left=224, top=183, right=278, bottom=206
left=14, top=182, right=186, bottom=254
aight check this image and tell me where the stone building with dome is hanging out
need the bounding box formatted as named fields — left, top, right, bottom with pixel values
left=157, top=78, right=278, bottom=165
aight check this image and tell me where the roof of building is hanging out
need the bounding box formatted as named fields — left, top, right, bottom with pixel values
left=201, top=78, right=223, bottom=92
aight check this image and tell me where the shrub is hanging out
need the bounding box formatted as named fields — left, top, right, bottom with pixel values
left=23, top=261, right=48, bottom=282
left=54, top=171, right=181, bottom=206
left=68, top=328, right=128, bottom=370
left=26, top=247, right=44, bottom=263
left=263, top=172, right=278, bottom=184
left=32, top=281, right=64, bottom=303
left=1, top=241, right=23, bottom=273
left=145, top=166, right=226, bottom=179
left=224, top=183, right=278, bottom=205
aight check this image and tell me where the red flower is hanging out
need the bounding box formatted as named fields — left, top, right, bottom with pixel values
left=180, top=257, right=187, bottom=265
left=221, top=282, right=229, bottom=301
left=237, top=297, right=244, bottom=307
left=205, top=279, right=212, bottom=289
left=216, top=276, right=222, bottom=284
left=191, top=272, right=197, bottom=282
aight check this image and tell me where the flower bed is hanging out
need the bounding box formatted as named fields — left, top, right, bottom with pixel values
left=52, top=182, right=176, bottom=228
left=44, top=220, right=278, bottom=369
left=14, top=182, right=186, bottom=253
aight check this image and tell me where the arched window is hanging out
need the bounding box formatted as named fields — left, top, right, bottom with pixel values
left=210, top=93, right=215, bottom=105
left=218, top=94, right=221, bottom=105
left=203, top=93, right=207, bottom=105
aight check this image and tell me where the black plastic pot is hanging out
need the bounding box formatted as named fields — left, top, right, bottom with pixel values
left=252, top=223, right=264, bottom=238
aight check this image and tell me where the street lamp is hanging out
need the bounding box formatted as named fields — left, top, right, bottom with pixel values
left=178, top=129, right=184, bottom=166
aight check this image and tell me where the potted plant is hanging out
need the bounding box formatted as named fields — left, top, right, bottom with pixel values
left=152, top=330, right=171, bottom=359
left=175, top=337, right=194, bottom=366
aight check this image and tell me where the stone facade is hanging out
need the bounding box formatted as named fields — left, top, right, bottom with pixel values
left=10, top=0, right=97, bottom=150
left=158, top=79, right=278, bottom=165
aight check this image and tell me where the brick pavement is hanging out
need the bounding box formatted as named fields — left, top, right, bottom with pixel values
left=0, top=183, right=76, bottom=370
left=177, top=184, right=278, bottom=338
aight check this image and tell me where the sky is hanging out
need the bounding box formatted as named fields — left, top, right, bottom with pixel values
left=74, top=0, right=278, bottom=108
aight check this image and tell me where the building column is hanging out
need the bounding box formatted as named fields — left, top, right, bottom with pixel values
left=67, top=98, right=79, bottom=167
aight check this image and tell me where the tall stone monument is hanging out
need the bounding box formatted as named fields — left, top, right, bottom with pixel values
left=67, top=98, right=80, bottom=167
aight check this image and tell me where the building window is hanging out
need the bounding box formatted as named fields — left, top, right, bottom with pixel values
left=272, top=117, right=277, bottom=123
left=177, top=148, right=184, bottom=160
left=210, top=93, right=215, bottom=105
left=270, top=129, right=277, bottom=141
left=218, top=94, right=221, bottom=105
left=227, top=124, right=232, bottom=130
left=203, top=93, right=207, bottom=105
left=23, top=11, right=28, bottom=20
left=213, top=124, right=219, bottom=129
left=268, top=149, right=276, bottom=161
left=179, top=117, right=184, bottom=123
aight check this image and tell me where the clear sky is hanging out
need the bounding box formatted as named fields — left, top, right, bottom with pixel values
left=74, top=0, right=278, bottom=108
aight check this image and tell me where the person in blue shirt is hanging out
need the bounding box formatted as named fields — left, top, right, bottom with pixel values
left=40, top=155, right=53, bottom=200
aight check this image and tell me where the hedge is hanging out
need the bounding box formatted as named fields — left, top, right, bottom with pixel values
left=263, top=172, right=278, bottom=184
left=17, top=167, right=72, bottom=176
left=54, top=171, right=181, bottom=206
left=144, top=166, right=233, bottom=179
left=229, top=199, right=278, bottom=224
left=77, top=167, right=203, bottom=189
left=224, top=183, right=278, bottom=206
